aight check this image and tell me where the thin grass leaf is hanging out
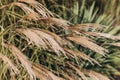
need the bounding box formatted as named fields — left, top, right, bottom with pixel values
left=67, top=36, right=108, bottom=56
left=88, top=1, right=95, bottom=21
left=0, top=1, right=16, bottom=10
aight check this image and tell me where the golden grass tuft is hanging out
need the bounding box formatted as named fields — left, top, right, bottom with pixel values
left=107, top=43, right=120, bottom=47
left=1, top=0, right=120, bottom=80
left=25, top=13, right=40, bottom=20
left=0, top=53, right=19, bottom=74
left=18, top=0, right=53, bottom=17
left=64, top=48, right=100, bottom=65
left=32, top=63, right=63, bottom=80
left=6, top=44, right=36, bottom=80
left=0, top=0, right=52, bottom=18
left=13, top=2, right=35, bottom=14
left=84, top=70, right=110, bottom=80
left=67, top=62, right=88, bottom=80
left=16, top=28, right=65, bottom=56
left=87, top=32, right=120, bottom=40
left=69, top=23, right=104, bottom=32
left=67, top=36, right=108, bottom=56
left=41, top=30, right=66, bottom=45
left=38, top=18, right=70, bottom=29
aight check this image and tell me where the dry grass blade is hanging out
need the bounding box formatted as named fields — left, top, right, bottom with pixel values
left=84, top=70, right=110, bottom=80
left=67, top=62, right=87, bottom=80
left=32, top=63, right=63, bottom=80
left=47, top=71, right=64, bottom=80
left=32, top=29, right=65, bottom=55
left=67, top=36, right=108, bottom=56
left=64, top=48, right=100, bottom=65
left=16, top=28, right=65, bottom=56
left=16, top=28, right=47, bottom=49
left=41, top=30, right=66, bottom=45
left=1, top=0, right=51, bottom=18
left=39, top=18, right=70, bottom=29
left=24, top=13, right=40, bottom=20
left=10, top=71, right=16, bottom=80
left=13, top=2, right=36, bottom=14
left=65, top=69, right=80, bottom=80
left=32, top=64, right=49, bottom=80
left=108, top=43, right=120, bottom=47
left=69, top=23, right=104, bottom=32
left=63, top=73, right=75, bottom=80
left=86, top=32, right=120, bottom=40
left=18, top=0, right=53, bottom=17
left=6, top=44, right=36, bottom=80
left=0, top=54, right=19, bottom=74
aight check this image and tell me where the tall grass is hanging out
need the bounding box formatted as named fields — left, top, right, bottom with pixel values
left=0, top=0, right=120, bottom=80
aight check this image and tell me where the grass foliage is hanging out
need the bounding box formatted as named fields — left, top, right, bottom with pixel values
left=1, top=0, right=120, bottom=80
